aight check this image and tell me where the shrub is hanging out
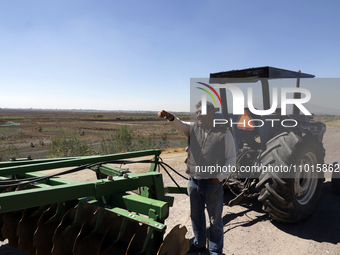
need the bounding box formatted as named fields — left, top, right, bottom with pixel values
left=100, top=126, right=170, bottom=154
left=158, top=132, right=169, bottom=148
left=99, top=133, right=117, bottom=155
left=48, top=129, right=95, bottom=158
left=99, top=125, right=134, bottom=154
left=114, top=125, right=134, bottom=152
left=134, top=133, right=157, bottom=151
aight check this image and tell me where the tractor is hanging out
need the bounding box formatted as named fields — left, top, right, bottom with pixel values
left=208, top=66, right=327, bottom=223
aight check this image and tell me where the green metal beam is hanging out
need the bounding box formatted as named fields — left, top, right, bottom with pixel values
left=0, top=182, right=94, bottom=213
left=109, top=193, right=169, bottom=220
left=0, top=150, right=161, bottom=175
left=164, top=185, right=188, bottom=195
left=25, top=172, right=81, bottom=185
left=0, top=171, right=166, bottom=214
left=82, top=198, right=166, bottom=232
left=90, top=165, right=129, bottom=177
left=0, top=157, right=77, bottom=168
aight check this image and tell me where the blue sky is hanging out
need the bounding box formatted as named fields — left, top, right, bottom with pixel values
left=1, top=0, right=340, bottom=112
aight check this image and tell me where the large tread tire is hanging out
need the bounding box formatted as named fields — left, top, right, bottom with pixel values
left=331, top=161, right=340, bottom=195
left=256, top=130, right=325, bottom=223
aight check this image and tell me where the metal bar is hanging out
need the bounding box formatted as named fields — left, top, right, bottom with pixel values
left=149, top=155, right=160, bottom=172
left=164, top=195, right=174, bottom=207
left=0, top=182, right=95, bottom=213
left=148, top=174, right=166, bottom=201
left=0, top=157, right=77, bottom=168
left=293, top=72, right=301, bottom=115
left=0, top=150, right=161, bottom=175
left=219, top=88, right=229, bottom=119
left=261, top=79, right=270, bottom=110
left=83, top=198, right=166, bottom=231
left=164, top=185, right=188, bottom=195
left=90, top=165, right=129, bottom=177
left=110, top=193, right=169, bottom=220
left=0, top=172, right=165, bottom=213
left=25, top=172, right=80, bottom=185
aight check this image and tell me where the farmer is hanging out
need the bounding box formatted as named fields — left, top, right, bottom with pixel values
left=158, top=101, right=236, bottom=255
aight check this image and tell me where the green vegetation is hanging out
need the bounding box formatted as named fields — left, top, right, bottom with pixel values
left=0, top=116, right=25, bottom=119
left=100, top=126, right=170, bottom=155
left=0, top=129, right=25, bottom=141
left=134, top=133, right=157, bottom=151
left=45, top=126, right=174, bottom=158
left=0, top=144, right=20, bottom=161
left=42, top=126, right=85, bottom=134
left=42, top=126, right=67, bottom=132
left=115, top=125, right=134, bottom=151
left=0, top=110, right=188, bottom=161
left=99, top=133, right=117, bottom=155
left=48, top=129, right=95, bottom=158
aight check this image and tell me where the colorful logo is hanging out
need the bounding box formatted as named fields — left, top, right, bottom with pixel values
left=196, top=82, right=222, bottom=107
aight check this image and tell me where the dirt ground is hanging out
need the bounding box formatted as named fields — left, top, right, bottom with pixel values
left=1, top=114, right=340, bottom=254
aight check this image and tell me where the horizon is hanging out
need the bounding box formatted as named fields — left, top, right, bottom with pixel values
left=1, top=106, right=339, bottom=117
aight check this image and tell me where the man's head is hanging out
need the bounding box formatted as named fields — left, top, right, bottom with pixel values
left=195, top=101, right=215, bottom=129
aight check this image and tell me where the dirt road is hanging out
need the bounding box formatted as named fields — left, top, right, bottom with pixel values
left=1, top=129, right=340, bottom=254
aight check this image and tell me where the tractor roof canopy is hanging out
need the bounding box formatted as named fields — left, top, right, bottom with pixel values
left=209, top=66, right=314, bottom=116
left=209, top=66, right=314, bottom=84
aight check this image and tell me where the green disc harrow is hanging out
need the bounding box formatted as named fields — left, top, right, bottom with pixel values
left=0, top=149, right=189, bottom=255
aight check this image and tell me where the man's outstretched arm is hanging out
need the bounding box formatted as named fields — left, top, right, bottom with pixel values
left=158, top=110, right=190, bottom=137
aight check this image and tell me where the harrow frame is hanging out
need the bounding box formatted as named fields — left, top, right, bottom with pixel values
left=0, top=149, right=186, bottom=254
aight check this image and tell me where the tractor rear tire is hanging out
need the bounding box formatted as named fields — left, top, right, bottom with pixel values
left=331, top=162, right=340, bottom=195
left=256, top=130, right=325, bottom=223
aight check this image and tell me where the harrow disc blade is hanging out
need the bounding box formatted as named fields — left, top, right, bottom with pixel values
left=33, top=204, right=59, bottom=255
left=97, top=214, right=124, bottom=254
left=125, top=223, right=148, bottom=255
left=157, top=225, right=189, bottom=255
left=73, top=210, right=117, bottom=255
left=17, top=206, right=48, bottom=255
left=1, top=210, right=24, bottom=248
left=0, top=214, right=5, bottom=241
left=98, top=218, right=140, bottom=255
left=52, top=203, right=98, bottom=255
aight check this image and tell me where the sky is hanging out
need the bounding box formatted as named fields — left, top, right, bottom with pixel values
left=0, top=0, right=340, bottom=113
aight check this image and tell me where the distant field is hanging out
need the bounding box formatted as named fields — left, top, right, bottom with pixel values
left=313, top=115, right=340, bottom=128
left=0, top=109, right=189, bottom=160
left=1, top=109, right=340, bottom=161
